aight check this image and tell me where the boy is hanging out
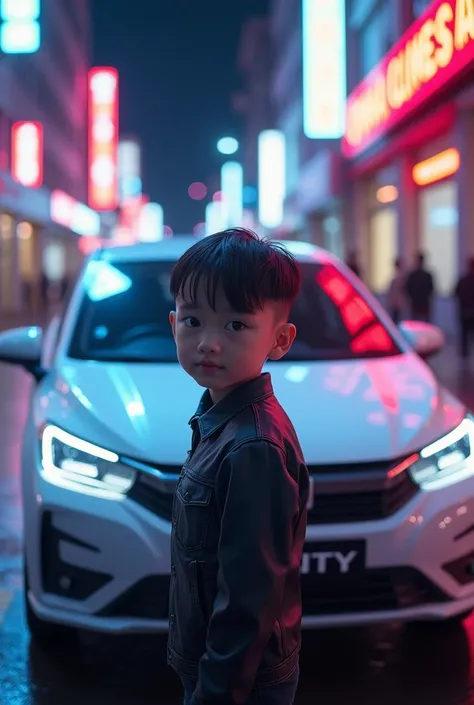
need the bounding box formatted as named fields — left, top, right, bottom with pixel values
left=167, top=228, right=309, bottom=705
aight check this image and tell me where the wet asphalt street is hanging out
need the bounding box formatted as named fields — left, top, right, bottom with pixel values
left=2, top=348, right=474, bottom=704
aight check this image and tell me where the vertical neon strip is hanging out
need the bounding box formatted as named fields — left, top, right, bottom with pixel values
left=205, top=201, right=228, bottom=236
left=88, top=67, right=119, bottom=211
left=258, top=130, right=286, bottom=229
left=302, top=0, right=346, bottom=139
left=221, top=161, right=243, bottom=227
left=138, top=202, right=164, bottom=242
left=11, top=121, right=43, bottom=188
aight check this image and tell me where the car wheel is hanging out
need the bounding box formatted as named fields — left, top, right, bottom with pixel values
left=24, top=562, right=78, bottom=647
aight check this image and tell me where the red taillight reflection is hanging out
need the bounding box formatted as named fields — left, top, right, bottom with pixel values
left=316, top=266, right=352, bottom=306
left=341, top=296, right=375, bottom=336
left=316, top=263, right=394, bottom=355
left=351, top=324, right=394, bottom=353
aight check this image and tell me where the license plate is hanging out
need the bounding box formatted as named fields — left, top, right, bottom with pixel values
left=300, top=540, right=366, bottom=576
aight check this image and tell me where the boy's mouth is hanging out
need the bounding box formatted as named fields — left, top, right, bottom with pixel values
left=196, top=360, right=224, bottom=370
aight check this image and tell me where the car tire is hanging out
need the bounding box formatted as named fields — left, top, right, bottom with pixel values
left=24, top=562, right=78, bottom=648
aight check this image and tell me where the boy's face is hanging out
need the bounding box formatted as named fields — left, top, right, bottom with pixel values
left=169, top=280, right=296, bottom=403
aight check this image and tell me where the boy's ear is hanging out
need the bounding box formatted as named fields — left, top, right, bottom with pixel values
left=267, top=322, right=297, bottom=361
left=169, top=311, right=177, bottom=341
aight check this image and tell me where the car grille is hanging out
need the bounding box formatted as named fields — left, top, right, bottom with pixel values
left=96, top=568, right=446, bottom=620
left=301, top=567, right=448, bottom=615
left=306, top=459, right=419, bottom=524
left=127, top=458, right=419, bottom=525
left=128, top=476, right=175, bottom=522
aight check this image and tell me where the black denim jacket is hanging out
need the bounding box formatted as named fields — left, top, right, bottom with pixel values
left=167, top=373, right=309, bottom=705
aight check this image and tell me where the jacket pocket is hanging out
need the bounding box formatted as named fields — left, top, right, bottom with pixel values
left=276, top=618, right=287, bottom=659
left=189, top=560, right=210, bottom=626
left=175, top=473, right=212, bottom=551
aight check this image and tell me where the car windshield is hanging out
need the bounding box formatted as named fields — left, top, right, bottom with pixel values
left=68, top=258, right=401, bottom=363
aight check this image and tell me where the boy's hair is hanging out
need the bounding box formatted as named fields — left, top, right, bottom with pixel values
left=169, top=228, right=301, bottom=315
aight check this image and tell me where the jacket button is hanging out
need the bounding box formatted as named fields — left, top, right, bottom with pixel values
left=172, top=517, right=177, bottom=528
left=171, top=565, right=176, bottom=576
left=184, top=492, right=190, bottom=501
left=170, top=613, right=175, bottom=625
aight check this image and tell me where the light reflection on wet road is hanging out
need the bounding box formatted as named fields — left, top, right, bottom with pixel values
left=1, top=349, right=474, bottom=704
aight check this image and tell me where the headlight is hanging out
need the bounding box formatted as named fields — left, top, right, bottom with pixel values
left=409, top=415, right=474, bottom=490
left=41, top=424, right=135, bottom=500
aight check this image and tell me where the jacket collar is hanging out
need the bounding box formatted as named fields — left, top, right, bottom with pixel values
left=189, top=373, right=274, bottom=439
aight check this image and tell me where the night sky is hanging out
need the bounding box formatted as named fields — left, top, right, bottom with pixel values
left=91, top=0, right=268, bottom=233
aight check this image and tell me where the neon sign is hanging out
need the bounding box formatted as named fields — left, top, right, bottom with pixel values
left=11, top=121, right=43, bottom=188
left=221, top=161, right=243, bottom=227
left=412, top=147, right=460, bottom=186
left=343, top=0, right=474, bottom=159
left=302, top=0, right=346, bottom=138
left=258, top=130, right=286, bottom=229
left=88, top=67, right=119, bottom=211
left=51, top=190, right=101, bottom=237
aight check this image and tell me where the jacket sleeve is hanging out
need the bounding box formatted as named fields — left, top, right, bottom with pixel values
left=192, top=439, right=299, bottom=705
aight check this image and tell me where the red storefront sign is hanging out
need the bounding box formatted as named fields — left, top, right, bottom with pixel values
left=11, top=121, right=43, bottom=188
left=343, top=0, right=474, bottom=159
left=88, top=67, right=119, bottom=210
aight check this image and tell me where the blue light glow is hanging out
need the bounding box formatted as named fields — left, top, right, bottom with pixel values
left=258, top=131, right=286, bottom=229
left=243, top=185, right=257, bottom=206
left=121, top=176, right=142, bottom=199
left=302, top=0, right=346, bottom=138
left=221, top=161, right=243, bottom=227
left=85, top=261, right=132, bottom=302
left=205, top=201, right=228, bottom=236
left=429, top=207, right=458, bottom=228
left=1, top=19, right=40, bottom=53
left=217, top=137, right=239, bottom=155
left=1, top=0, right=40, bottom=21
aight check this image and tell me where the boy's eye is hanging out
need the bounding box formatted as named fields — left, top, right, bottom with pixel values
left=225, top=321, right=247, bottom=332
left=183, top=316, right=200, bottom=328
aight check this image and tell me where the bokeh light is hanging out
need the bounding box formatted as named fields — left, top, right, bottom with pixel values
left=243, top=185, right=258, bottom=206
left=188, top=182, right=207, bottom=200
left=163, top=225, right=173, bottom=237
left=193, top=221, right=206, bottom=236
left=217, top=137, right=239, bottom=155
left=212, top=190, right=223, bottom=202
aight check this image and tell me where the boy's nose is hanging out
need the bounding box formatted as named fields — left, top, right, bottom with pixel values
left=197, top=336, right=222, bottom=354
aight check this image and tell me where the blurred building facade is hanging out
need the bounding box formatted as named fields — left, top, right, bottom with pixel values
left=237, top=0, right=346, bottom=255
left=238, top=0, right=474, bottom=334
left=345, top=0, right=474, bottom=334
left=236, top=18, right=273, bottom=195
left=0, top=0, right=93, bottom=315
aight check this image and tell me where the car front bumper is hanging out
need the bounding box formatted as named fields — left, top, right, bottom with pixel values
left=23, top=459, right=474, bottom=633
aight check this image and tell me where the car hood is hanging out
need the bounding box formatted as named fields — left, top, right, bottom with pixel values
left=38, top=353, right=465, bottom=466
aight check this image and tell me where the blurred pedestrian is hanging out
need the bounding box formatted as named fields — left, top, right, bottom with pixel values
left=346, top=250, right=362, bottom=279
left=405, top=252, right=435, bottom=322
left=387, top=258, right=406, bottom=325
left=454, top=257, right=474, bottom=358
left=167, top=228, right=309, bottom=705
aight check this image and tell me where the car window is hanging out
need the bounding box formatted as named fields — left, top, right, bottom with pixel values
left=67, top=259, right=401, bottom=363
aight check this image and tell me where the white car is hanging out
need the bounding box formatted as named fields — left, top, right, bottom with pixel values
left=0, top=236, right=473, bottom=647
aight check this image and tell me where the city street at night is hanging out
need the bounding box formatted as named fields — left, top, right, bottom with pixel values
left=0, top=349, right=474, bottom=705
left=2, top=0, right=474, bottom=702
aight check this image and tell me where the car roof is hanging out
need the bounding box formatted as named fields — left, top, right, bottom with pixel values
left=97, top=235, right=335, bottom=265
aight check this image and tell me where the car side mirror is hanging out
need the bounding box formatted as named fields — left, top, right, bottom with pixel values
left=0, top=326, right=46, bottom=381
left=398, top=320, right=445, bottom=359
